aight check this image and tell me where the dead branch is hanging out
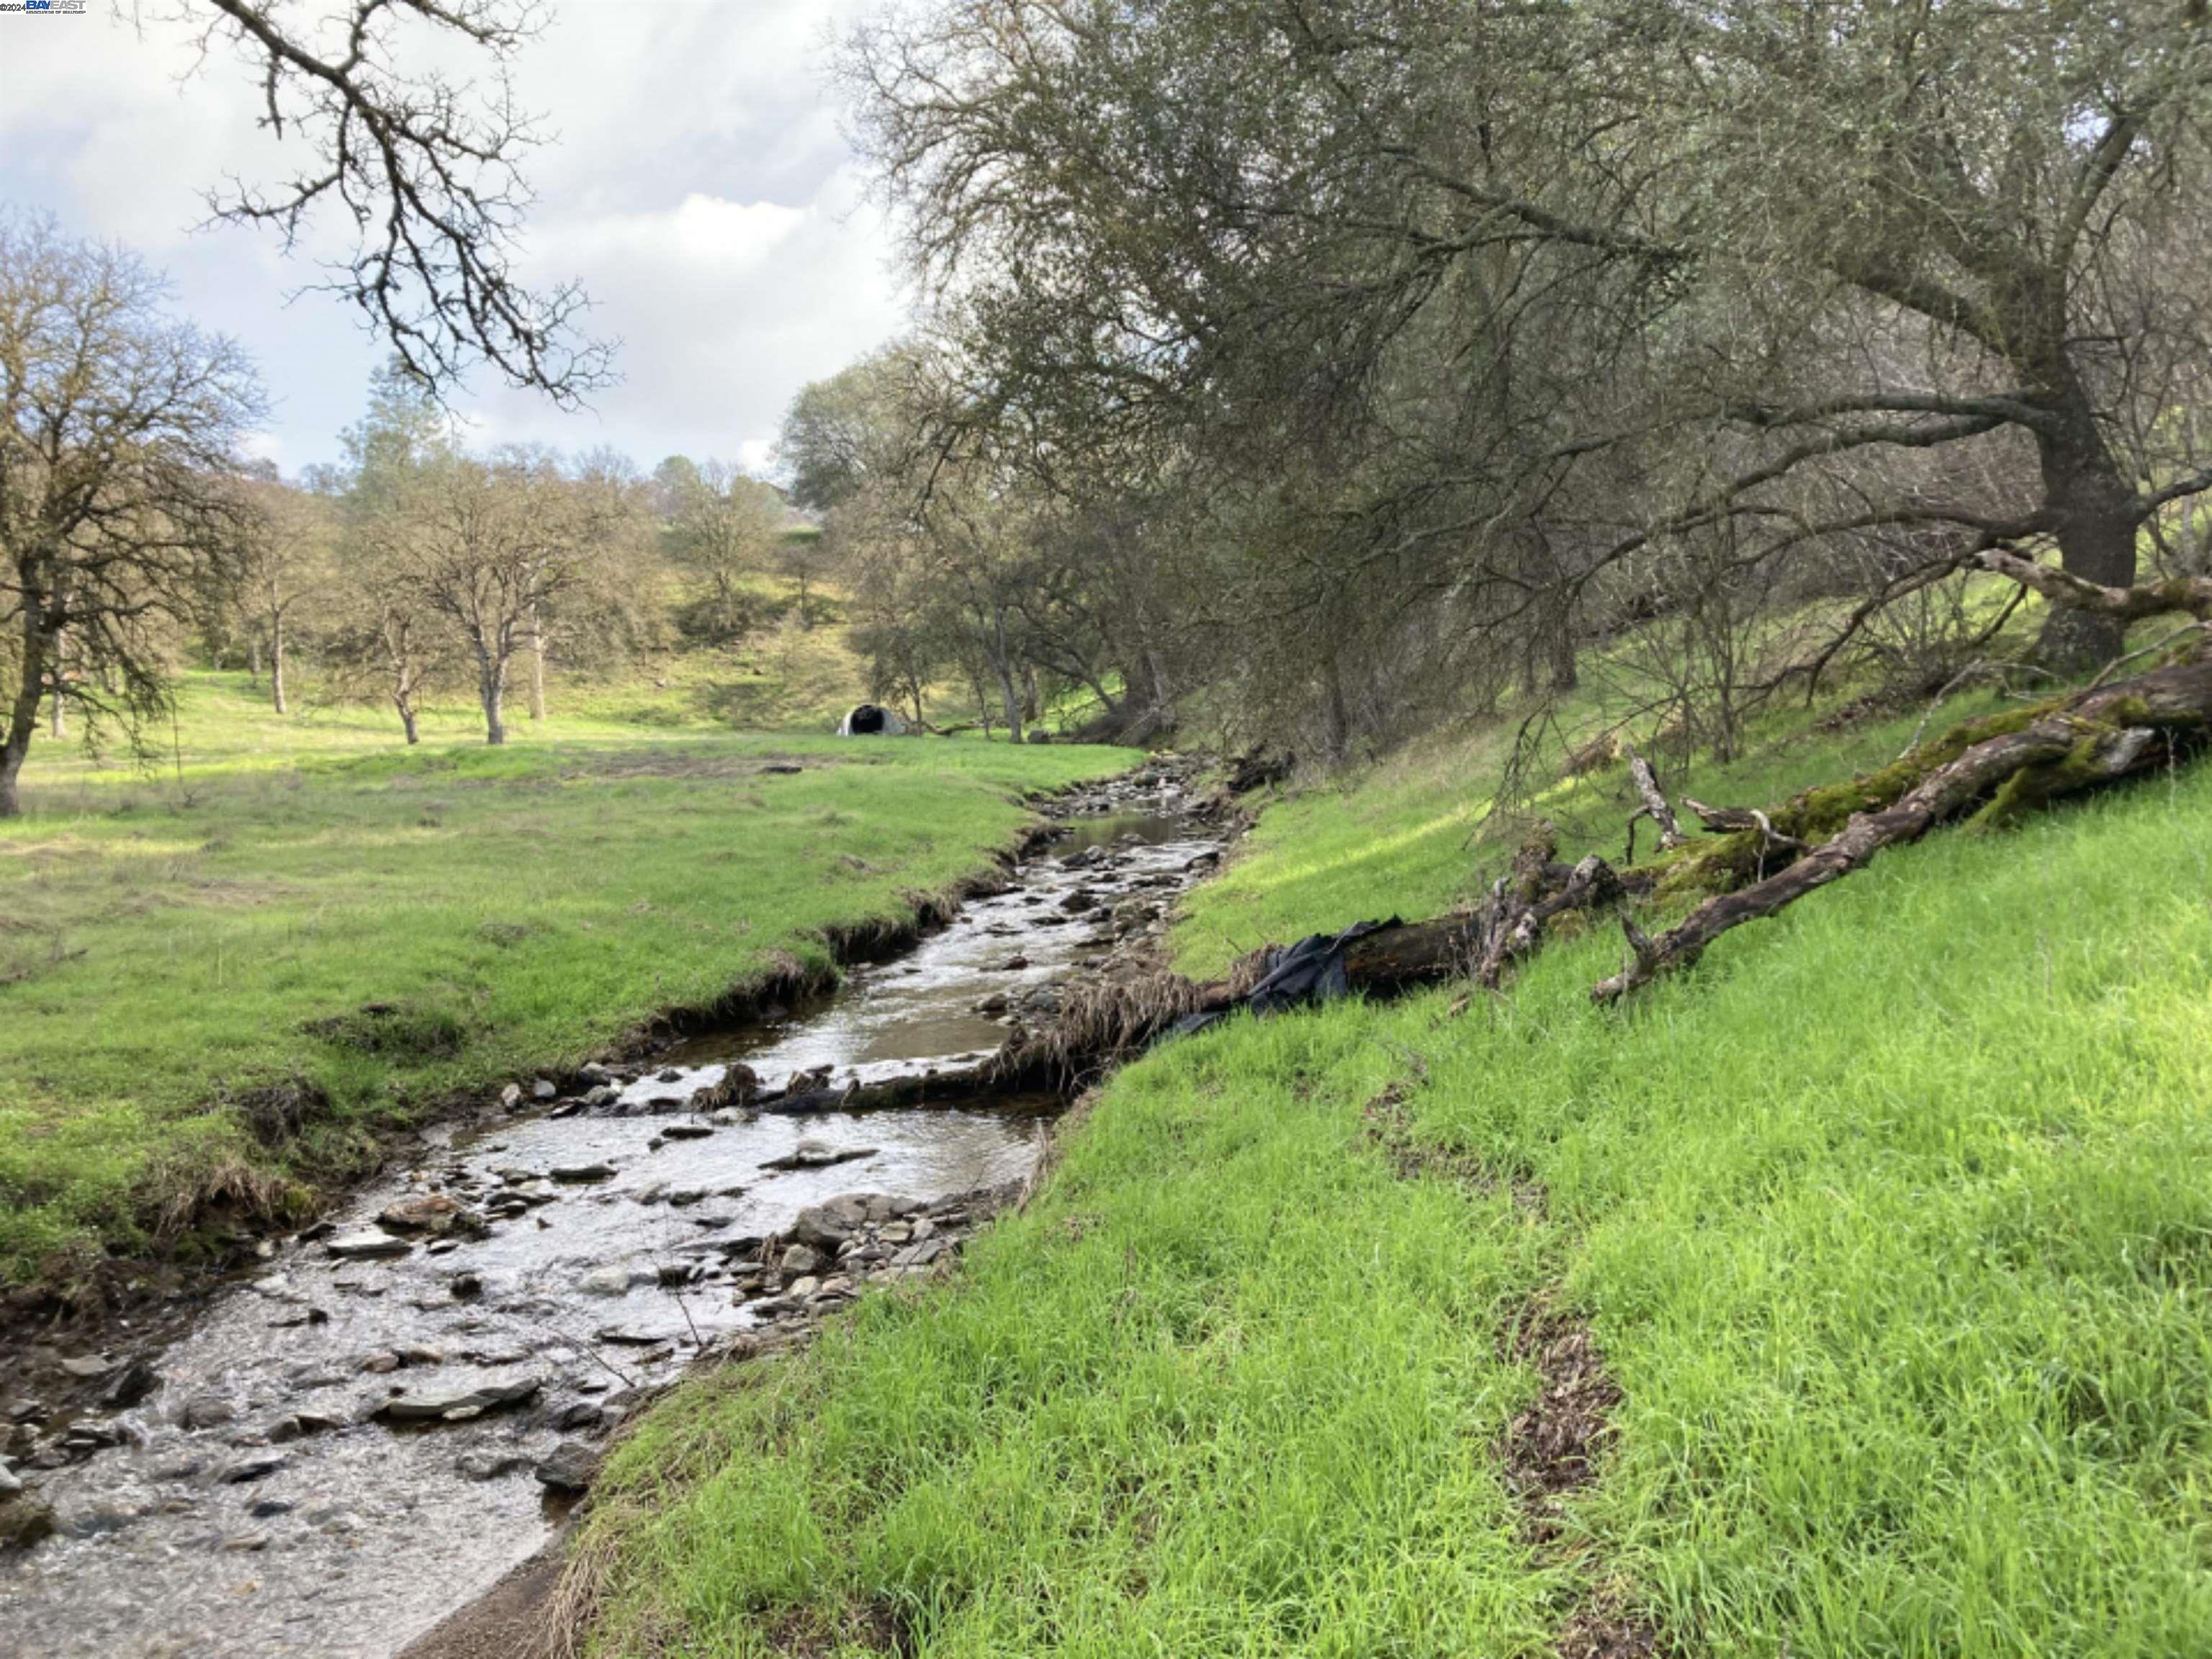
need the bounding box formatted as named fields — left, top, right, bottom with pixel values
left=1679, top=797, right=1805, bottom=873
left=1591, top=564, right=2212, bottom=1000
left=1622, top=745, right=1686, bottom=857
left=1975, top=550, right=2212, bottom=622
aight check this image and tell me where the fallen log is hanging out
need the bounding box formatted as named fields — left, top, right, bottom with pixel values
left=1592, top=565, right=2212, bottom=1001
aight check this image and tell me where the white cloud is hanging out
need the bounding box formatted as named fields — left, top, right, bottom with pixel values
left=240, top=431, right=287, bottom=469
left=0, top=0, right=912, bottom=473
left=541, top=194, right=807, bottom=279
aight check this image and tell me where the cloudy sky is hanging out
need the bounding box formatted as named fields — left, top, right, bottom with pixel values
left=0, top=0, right=912, bottom=477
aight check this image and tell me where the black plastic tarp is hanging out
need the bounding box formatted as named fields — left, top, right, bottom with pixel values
left=1172, top=919, right=1399, bottom=1038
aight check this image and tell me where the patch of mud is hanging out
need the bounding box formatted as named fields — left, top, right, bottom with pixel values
left=1498, top=1310, right=1623, bottom=1522
left=756, top=1596, right=916, bottom=1659
left=1556, top=1593, right=1663, bottom=1659
left=1499, top=1308, right=1664, bottom=1658
left=1359, top=1084, right=1543, bottom=1212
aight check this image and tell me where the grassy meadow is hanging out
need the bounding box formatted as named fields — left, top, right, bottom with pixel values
left=572, top=649, right=2212, bottom=1656
left=0, top=672, right=1133, bottom=1290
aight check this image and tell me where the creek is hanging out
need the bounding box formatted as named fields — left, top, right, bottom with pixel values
left=0, top=767, right=1220, bottom=1658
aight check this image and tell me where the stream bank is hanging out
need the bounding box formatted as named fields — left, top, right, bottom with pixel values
left=0, top=756, right=1231, bottom=1658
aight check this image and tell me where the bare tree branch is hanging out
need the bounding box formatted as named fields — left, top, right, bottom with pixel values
left=177, top=0, right=615, bottom=404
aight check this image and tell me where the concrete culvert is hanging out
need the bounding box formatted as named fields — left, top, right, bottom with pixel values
left=838, top=703, right=908, bottom=736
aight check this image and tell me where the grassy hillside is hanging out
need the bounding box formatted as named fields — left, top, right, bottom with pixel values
left=562, top=613, right=877, bottom=732
left=0, top=673, right=1132, bottom=1291
left=575, top=678, right=2212, bottom=1656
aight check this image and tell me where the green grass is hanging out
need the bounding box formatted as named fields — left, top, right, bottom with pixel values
left=0, top=673, right=1133, bottom=1290
left=577, top=671, right=2212, bottom=1655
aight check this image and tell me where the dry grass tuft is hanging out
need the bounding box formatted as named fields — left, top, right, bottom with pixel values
left=148, top=1154, right=298, bottom=1245
left=1029, top=971, right=1210, bottom=1068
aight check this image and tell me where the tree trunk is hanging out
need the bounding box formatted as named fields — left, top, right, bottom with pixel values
left=968, top=664, right=993, bottom=737
left=1547, top=588, right=1579, bottom=691
left=48, top=628, right=66, bottom=739
left=1320, top=649, right=1352, bottom=764
left=385, top=621, right=422, bottom=744
left=992, top=603, right=1023, bottom=743
left=270, top=612, right=288, bottom=714
left=1118, top=657, right=1155, bottom=718
left=2, top=708, right=34, bottom=820
left=526, top=605, right=547, bottom=721
left=478, top=650, right=508, bottom=745
left=1143, top=647, right=1176, bottom=728
left=1022, top=661, right=1042, bottom=724
left=248, top=633, right=262, bottom=686
left=4, top=605, right=50, bottom=819
left=2035, top=394, right=2140, bottom=669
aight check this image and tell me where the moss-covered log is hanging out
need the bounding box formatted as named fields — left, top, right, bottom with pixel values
left=1592, top=642, right=2212, bottom=1002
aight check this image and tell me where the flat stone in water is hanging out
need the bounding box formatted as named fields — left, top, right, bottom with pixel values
left=759, top=1140, right=878, bottom=1172
left=549, top=1163, right=616, bottom=1183
left=661, top=1123, right=714, bottom=1140
left=577, top=1265, right=639, bottom=1295
left=326, top=1231, right=413, bottom=1259
left=374, top=1375, right=544, bottom=1425
left=377, top=1195, right=465, bottom=1233
left=534, top=1442, right=595, bottom=1493
left=267, top=1411, right=346, bottom=1442
left=593, top=1326, right=679, bottom=1347
left=455, top=1450, right=532, bottom=1482
left=219, top=1452, right=292, bottom=1484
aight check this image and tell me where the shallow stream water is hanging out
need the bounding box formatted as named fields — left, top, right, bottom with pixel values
left=0, top=778, right=1218, bottom=1658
